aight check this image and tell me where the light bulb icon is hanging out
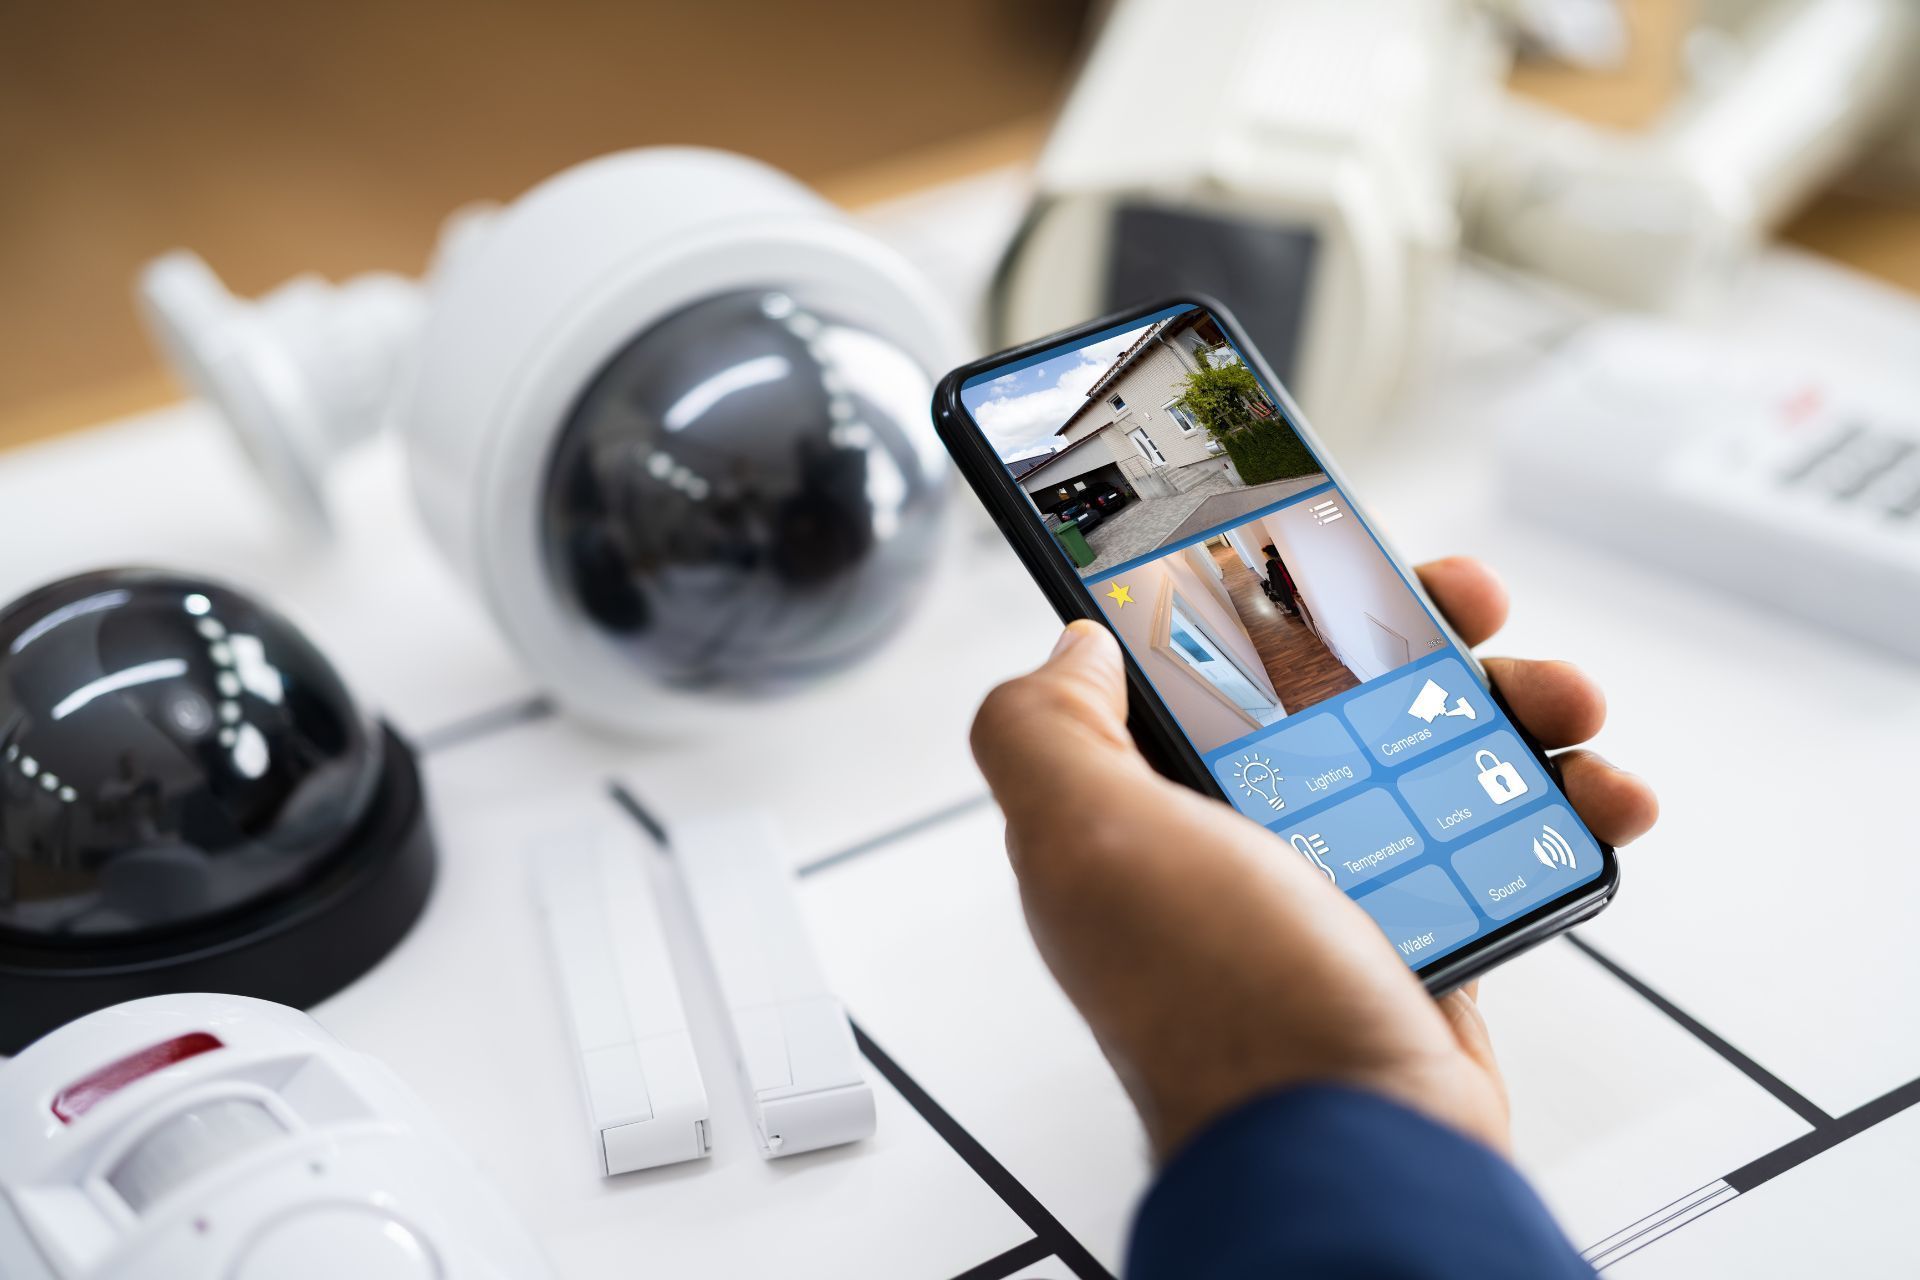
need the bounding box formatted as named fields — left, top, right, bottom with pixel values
left=1291, top=832, right=1336, bottom=883
left=1231, top=752, right=1285, bottom=811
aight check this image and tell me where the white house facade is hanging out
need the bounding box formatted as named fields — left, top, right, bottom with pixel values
left=1019, top=311, right=1246, bottom=508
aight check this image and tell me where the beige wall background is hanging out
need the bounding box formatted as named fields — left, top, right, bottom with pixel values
left=1, top=0, right=1913, bottom=452
left=0, top=0, right=1091, bottom=446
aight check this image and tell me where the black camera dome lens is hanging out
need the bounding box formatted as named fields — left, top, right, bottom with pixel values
left=540, top=289, right=947, bottom=691
left=0, top=570, right=384, bottom=942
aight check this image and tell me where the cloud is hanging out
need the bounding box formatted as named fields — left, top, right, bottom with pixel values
left=967, top=326, right=1150, bottom=462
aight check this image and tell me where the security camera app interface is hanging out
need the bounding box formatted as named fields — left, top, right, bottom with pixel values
left=959, top=304, right=1602, bottom=971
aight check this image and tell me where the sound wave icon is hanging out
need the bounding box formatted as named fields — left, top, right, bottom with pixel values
left=1533, top=824, right=1576, bottom=872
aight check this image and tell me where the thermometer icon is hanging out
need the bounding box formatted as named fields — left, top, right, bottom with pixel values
left=1290, top=832, right=1336, bottom=883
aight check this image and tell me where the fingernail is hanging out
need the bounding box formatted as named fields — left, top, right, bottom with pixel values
left=1049, top=624, right=1088, bottom=660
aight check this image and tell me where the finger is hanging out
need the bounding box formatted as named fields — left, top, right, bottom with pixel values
left=1415, top=557, right=1508, bottom=648
left=971, top=621, right=1152, bottom=829
left=1481, top=657, right=1606, bottom=748
left=1554, top=749, right=1660, bottom=847
left=1437, top=986, right=1508, bottom=1139
left=1438, top=987, right=1499, bottom=1077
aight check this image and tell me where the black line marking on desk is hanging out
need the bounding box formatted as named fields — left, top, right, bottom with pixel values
left=854, top=1023, right=1115, bottom=1280
left=1583, top=1179, right=1738, bottom=1271
left=795, top=792, right=995, bottom=879
left=1725, top=1071, right=1920, bottom=1191
left=1567, top=935, right=1920, bottom=1268
left=414, top=694, right=555, bottom=755
left=1568, top=935, right=1831, bottom=1127
left=1587, top=1069, right=1920, bottom=1269
left=948, top=1237, right=1052, bottom=1280
left=607, top=780, right=670, bottom=849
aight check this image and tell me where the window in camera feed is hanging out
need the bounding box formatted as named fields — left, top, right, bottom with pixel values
left=960, top=304, right=1603, bottom=970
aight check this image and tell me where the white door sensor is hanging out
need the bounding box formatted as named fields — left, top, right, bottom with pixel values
left=534, top=818, right=711, bottom=1175
left=672, top=812, right=877, bottom=1157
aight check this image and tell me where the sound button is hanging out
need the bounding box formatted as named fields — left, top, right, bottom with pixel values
left=1449, top=804, right=1600, bottom=920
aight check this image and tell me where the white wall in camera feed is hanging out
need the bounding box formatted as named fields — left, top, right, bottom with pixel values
left=1258, top=503, right=1441, bottom=683
left=1103, top=553, right=1278, bottom=745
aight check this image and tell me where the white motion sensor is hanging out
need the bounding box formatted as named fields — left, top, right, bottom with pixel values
left=0, top=994, right=552, bottom=1280
left=140, top=148, right=966, bottom=735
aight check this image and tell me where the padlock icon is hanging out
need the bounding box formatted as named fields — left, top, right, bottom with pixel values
left=1474, top=749, right=1529, bottom=806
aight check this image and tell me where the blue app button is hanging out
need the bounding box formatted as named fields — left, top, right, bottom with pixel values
left=1342, top=657, right=1489, bottom=766
left=1394, top=730, right=1548, bottom=842
left=1211, top=713, right=1371, bottom=822
left=1354, top=865, right=1480, bottom=967
left=1275, top=789, right=1425, bottom=893
left=1449, top=804, right=1601, bottom=921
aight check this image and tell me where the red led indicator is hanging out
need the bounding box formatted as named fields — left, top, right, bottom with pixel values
left=51, top=1032, right=224, bottom=1124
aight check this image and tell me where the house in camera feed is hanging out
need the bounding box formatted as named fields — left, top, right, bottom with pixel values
left=1016, top=310, right=1261, bottom=512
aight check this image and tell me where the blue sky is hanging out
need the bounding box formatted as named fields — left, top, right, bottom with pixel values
left=960, top=320, right=1156, bottom=463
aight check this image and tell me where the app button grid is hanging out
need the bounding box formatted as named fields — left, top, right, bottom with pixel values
left=1200, top=652, right=1602, bottom=970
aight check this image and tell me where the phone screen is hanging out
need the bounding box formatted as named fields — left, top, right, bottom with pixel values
left=956, top=302, right=1604, bottom=972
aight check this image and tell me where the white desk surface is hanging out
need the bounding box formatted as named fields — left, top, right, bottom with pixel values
left=3, top=169, right=1918, bottom=1278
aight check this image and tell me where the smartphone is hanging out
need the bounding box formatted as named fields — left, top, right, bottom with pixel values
left=933, top=298, right=1617, bottom=992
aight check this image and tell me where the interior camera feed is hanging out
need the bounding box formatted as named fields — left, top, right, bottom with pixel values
left=958, top=304, right=1603, bottom=971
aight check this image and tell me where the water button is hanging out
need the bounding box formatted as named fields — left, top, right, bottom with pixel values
left=1353, top=865, right=1480, bottom=968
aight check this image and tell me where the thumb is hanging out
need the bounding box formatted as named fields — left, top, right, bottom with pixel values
left=971, top=621, right=1145, bottom=825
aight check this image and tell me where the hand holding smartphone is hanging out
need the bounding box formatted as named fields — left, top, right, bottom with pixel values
left=935, top=299, right=1624, bottom=993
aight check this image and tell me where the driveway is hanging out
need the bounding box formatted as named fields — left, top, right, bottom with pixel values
left=1080, top=471, right=1330, bottom=578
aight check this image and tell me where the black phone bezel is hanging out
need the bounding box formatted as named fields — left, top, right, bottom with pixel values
left=932, top=294, right=1618, bottom=995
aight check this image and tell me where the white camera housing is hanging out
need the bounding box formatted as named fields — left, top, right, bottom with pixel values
left=991, top=0, right=1501, bottom=440
left=994, top=0, right=1920, bottom=439
left=0, top=995, right=550, bottom=1280
left=141, top=149, right=965, bottom=735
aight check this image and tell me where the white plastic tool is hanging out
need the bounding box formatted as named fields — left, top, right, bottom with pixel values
left=672, top=813, right=876, bottom=1158
left=534, top=820, right=711, bottom=1176
left=0, top=994, right=552, bottom=1280
left=1499, top=318, right=1920, bottom=663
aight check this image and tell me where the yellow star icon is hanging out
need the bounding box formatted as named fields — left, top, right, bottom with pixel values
left=1105, top=582, right=1134, bottom=608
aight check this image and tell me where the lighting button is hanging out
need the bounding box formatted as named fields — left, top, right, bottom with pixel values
left=1209, top=713, right=1371, bottom=822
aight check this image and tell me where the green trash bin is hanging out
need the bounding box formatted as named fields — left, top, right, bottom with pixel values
left=1050, top=519, right=1095, bottom=568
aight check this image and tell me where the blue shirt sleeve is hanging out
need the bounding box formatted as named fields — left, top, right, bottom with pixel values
left=1127, top=1085, right=1594, bottom=1280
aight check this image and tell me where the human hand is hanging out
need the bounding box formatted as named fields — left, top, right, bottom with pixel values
left=970, top=557, right=1658, bottom=1160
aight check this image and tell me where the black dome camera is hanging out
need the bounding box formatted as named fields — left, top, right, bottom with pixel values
left=0, top=569, right=434, bottom=1052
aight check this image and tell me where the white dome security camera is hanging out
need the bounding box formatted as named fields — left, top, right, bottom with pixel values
left=140, top=148, right=965, bottom=736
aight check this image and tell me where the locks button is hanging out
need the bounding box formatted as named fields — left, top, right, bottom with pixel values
left=1394, top=730, right=1549, bottom=842
left=1473, top=748, right=1530, bottom=806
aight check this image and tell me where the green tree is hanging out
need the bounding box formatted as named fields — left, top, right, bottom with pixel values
left=1172, top=352, right=1316, bottom=485
left=1173, top=350, right=1269, bottom=440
